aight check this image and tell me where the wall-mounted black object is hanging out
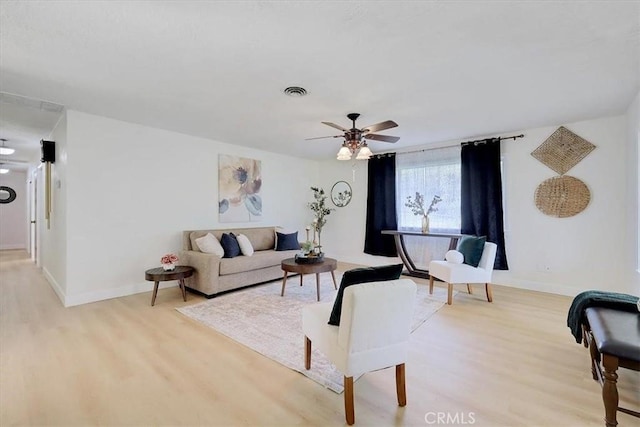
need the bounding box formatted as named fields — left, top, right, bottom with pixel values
left=0, top=186, right=17, bottom=204
left=41, top=140, right=55, bottom=163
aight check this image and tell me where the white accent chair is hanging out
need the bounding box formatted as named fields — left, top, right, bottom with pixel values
left=302, top=279, right=417, bottom=425
left=428, top=242, right=497, bottom=305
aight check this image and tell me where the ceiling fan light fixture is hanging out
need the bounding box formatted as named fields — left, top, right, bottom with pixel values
left=356, top=145, right=373, bottom=160
left=337, top=145, right=352, bottom=160
left=0, top=139, right=14, bottom=155
left=308, top=113, right=399, bottom=161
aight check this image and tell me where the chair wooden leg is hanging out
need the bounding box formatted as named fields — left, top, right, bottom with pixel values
left=429, top=275, right=434, bottom=294
left=304, top=336, right=311, bottom=370
left=602, top=354, right=619, bottom=427
left=466, top=283, right=473, bottom=294
left=344, top=376, right=355, bottom=425
left=485, top=283, right=493, bottom=302
left=447, top=283, right=453, bottom=305
left=396, top=363, right=406, bottom=406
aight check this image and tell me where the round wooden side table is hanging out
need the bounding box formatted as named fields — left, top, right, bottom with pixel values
left=145, top=266, right=194, bottom=306
left=281, top=257, right=338, bottom=301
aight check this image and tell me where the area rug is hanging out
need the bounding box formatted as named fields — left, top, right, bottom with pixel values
left=177, top=272, right=450, bottom=393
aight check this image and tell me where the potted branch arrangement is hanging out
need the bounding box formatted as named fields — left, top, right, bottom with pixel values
left=295, top=187, right=334, bottom=264
left=308, top=186, right=334, bottom=254
left=405, top=192, right=442, bottom=234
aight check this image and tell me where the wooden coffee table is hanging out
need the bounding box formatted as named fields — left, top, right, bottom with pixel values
left=145, top=266, right=194, bottom=306
left=281, top=257, right=338, bottom=301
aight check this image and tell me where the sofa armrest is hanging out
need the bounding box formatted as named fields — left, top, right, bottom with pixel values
left=180, top=250, right=221, bottom=296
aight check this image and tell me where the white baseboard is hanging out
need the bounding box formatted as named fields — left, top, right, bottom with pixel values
left=63, top=281, right=174, bottom=307
left=332, top=255, right=581, bottom=297
left=491, top=271, right=579, bottom=297
left=41, top=268, right=174, bottom=307
left=42, top=267, right=66, bottom=305
left=0, top=244, right=27, bottom=250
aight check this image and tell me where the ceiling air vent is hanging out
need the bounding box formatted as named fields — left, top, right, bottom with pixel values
left=283, top=86, right=308, bottom=97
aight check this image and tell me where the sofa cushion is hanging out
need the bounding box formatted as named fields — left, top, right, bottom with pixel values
left=236, top=234, right=254, bottom=256
left=188, top=228, right=277, bottom=252
left=221, top=233, right=241, bottom=258
left=276, top=231, right=300, bottom=251
left=238, top=228, right=275, bottom=251
left=328, top=264, right=404, bottom=326
left=457, top=235, right=486, bottom=267
left=219, top=249, right=297, bottom=275
left=195, top=233, right=225, bottom=257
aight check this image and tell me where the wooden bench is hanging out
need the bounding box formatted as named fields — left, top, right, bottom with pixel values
left=582, top=307, right=640, bottom=427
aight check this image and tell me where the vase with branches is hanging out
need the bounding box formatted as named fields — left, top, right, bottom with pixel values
left=308, top=186, right=334, bottom=252
left=405, top=192, right=442, bottom=233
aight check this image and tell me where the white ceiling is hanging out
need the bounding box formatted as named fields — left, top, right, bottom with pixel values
left=0, top=1, right=638, bottom=165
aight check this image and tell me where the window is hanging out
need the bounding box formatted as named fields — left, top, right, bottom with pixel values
left=396, top=145, right=462, bottom=233
left=395, top=145, right=461, bottom=268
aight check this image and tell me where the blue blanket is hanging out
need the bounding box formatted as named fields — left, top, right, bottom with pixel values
left=567, top=290, right=639, bottom=343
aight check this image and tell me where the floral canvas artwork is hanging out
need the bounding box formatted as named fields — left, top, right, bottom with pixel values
left=218, top=155, right=262, bottom=222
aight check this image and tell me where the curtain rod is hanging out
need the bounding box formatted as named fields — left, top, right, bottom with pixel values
left=460, top=133, right=525, bottom=146
left=372, top=133, right=525, bottom=158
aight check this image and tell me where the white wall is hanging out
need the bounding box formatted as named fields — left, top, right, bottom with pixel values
left=500, top=115, right=628, bottom=295
left=37, top=108, right=637, bottom=305
left=314, top=160, right=403, bottom=267
left=321, top=115, right=634, bottom=296
left=39, top=110, right=318, bottom=306
left=40, top=112, right=68, bottom=298
left=0, top=170, right=28, bottom=249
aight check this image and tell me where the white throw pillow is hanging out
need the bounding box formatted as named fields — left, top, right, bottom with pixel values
left=236, top=234, right=254, bottom=256
left=445, top=250, right=464, bottom=264
left=195, top=233, right=224, bottom=257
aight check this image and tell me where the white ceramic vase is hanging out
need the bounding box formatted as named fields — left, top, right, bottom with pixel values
left=162, top=263, right=175, bottom=271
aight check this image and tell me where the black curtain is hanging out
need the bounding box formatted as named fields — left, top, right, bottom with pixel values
left=461, top=139, right=508, bottom=269
left=364, top=154, right=398, bottom=257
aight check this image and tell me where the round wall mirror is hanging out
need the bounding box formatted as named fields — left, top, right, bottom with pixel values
left=331, top=181, right=352, bottom=207
left=0, top=186, right=17, bottom=204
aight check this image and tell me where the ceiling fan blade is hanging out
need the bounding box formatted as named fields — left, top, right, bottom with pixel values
left=362, top=120, right=398, bottom=133
left=305, top=135, right=342, bottom=141
left=364, top=134, right=400, bottom=143
left=0, top=158, right=29, bottom=164
left=321, top=121, right=349, bottom=132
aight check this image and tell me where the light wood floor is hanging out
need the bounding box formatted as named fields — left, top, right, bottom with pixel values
left=1, top=250, right=638, bottom=426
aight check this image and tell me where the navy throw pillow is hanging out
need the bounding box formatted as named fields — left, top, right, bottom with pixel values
left=276, top=231, right=300, bottom=251
left=220, top=232, right=241, bottom=258
left=328, top=264, right=404, bottom=326
left=456, top=235, right=486, bottom=267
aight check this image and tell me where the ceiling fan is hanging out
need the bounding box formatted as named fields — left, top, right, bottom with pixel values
left=306, top=113, right=400, bottom=160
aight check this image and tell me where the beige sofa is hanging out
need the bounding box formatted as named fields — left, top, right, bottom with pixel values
left=181, top=227, right=300, bottom=297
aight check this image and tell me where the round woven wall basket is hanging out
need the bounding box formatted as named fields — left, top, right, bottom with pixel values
left=534, top=175, right=590, bottom=218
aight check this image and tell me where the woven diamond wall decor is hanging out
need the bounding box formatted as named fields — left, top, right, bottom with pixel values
left=531, top=126, right=595, bottom=175
left=531, top=126, right=595, bottom=218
